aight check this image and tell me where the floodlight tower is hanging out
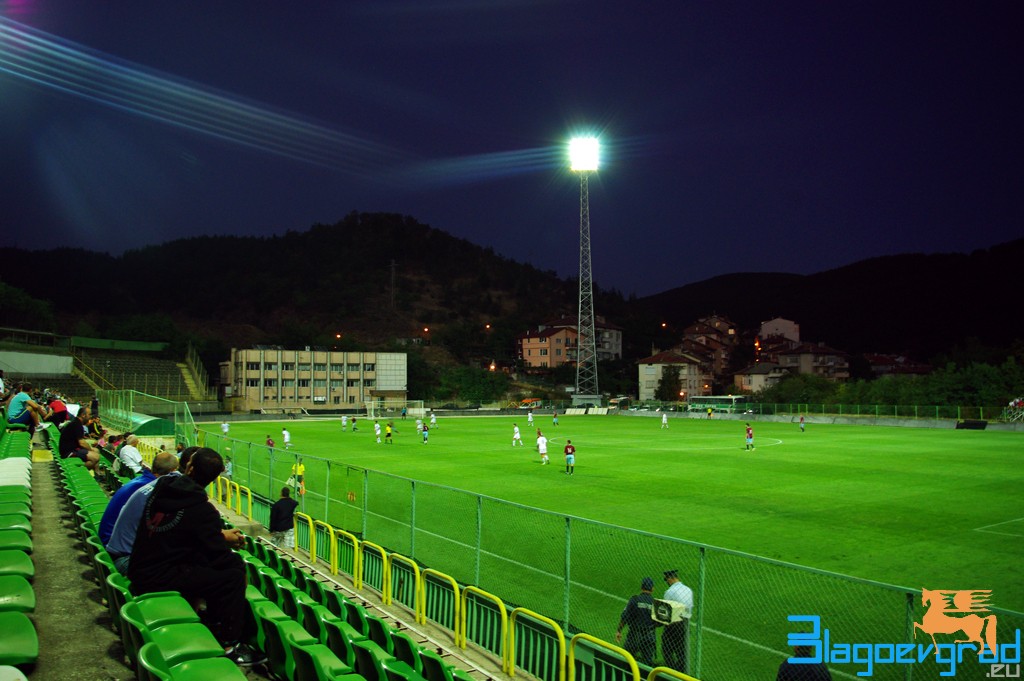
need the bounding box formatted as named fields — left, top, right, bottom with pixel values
left=570, top=137, right=601, bottom=406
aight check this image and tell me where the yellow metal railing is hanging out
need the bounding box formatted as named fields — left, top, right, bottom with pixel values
left=460, top=585, right=508, bottom=670
left=569, top=634, right=639, bottom=681
left=421, top=567, right=459, bottom=629
left=386, top=552, right=420, bottom=609
left=508, top=607, right=566, bottom=681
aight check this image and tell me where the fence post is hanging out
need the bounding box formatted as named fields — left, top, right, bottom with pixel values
left=362, top=469, right=369, bottom=538
left=694, top=545, right=706, bottom=678
left=411, top=480, right=417, bottom=558
left=268, top=447, right=277, bottom=500
left=324, top=461, right=331, bottom=527
left=475, top=496, right=483, bottom=585
left=563, top=516, right=572, bottom=633
left=904, top=591, right=915, bottom=681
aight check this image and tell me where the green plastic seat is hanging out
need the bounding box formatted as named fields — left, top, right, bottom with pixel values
left=120, top=600, right=225, bottom=668
left=352, top=639, right=421, bottom=681
left=345, top=599, right=371, bottom=637
left=247, top=596, right=290, bottom=653
left=0, top=503, right=30, bottom=519
left=0, top=530, right=31, bottom=554
left=0, top=575, right=35, bottom=613
left=390, top=631, right=424, bottom=673
left=365, top=613, right=394, bottom=654
left=289, top=633, right=358, bottom=681
left=138, top=641, right=247, bottom=681
left=0, top=550, right=33, bottom=581
left=298, top=600, right=338, bottom=643
left=0, top=611, right=37, bottom=667
left=419, top=649, right=475, bottom=681
left=260, top=614, right=318, bottom=680
left=322, top=615, right=369, bottom=668
left=0, top=517, right=30, bottom=535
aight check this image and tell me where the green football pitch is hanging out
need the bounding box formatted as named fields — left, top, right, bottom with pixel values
left=207, top=413, right=1023, bottom=613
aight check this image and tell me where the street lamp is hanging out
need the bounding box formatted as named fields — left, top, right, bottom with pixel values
left=570, top=136, right=600, bottom=407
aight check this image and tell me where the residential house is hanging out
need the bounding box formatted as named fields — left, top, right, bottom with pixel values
left=516, top=327, right=578, bottom=369
left=733, top=362, right=792, bottom=392
left=539, top=315, right=623, bottom=361
left=636, top=349, right=710, bottom=402
left=775, top=342, right=850, bottom=381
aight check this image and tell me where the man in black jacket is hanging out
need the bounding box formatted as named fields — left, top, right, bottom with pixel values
left=128, top=447, right=264, bottom=666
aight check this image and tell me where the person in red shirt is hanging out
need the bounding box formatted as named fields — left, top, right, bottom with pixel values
left=563, top=439, right=576, bottom=475
left=745, top=423, right=755, bottom=451
left=46, top=396, right=69, bottom=426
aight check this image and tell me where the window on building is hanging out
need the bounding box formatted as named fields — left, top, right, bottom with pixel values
left=347, top=363, right=359, bottom=372
left=556, top=338, right=562, bottom=345
left=314, top=363, right=327, bottom=372
left=330, top=380, right=344, bottom=389
left=282, top=362, right=295, bottom=371
left=364, top=363, right=375, bottom=372
left=347, top=379, right=359, bottom=387
left=281, top=379, right=295, bottom=387
left=556, top=349, right=562, bottom=356
left=364, top=379, right=375, bottom=387
left=540, top=349, right=548, bottom=356
left=297, top=379, right=310, bottom=387
left=330, top=363, right=343, bottom=372
left=298, top=363, right=311, bottom=372
left=246, top=378, right=259, bottom=387
left=264, top=379, right=277, bottom=387
left=246, top=362, right=260, bottom=371
left=313, top=379, right=327, bottom=387
left=333, top=396, right=341, bottom=404
left=348, top=395, right=356, bottom=404
left=264, top=363, right=277, bottom=371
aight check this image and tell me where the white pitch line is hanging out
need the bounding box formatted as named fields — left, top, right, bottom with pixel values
left=974, top=516, right=1024, bottom=537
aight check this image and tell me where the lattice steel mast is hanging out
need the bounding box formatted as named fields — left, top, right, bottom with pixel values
left=570, top=137, right=600, bottom=405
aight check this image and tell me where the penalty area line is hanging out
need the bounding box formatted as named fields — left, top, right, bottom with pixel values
left=973, top=516, right=1024, bottom=538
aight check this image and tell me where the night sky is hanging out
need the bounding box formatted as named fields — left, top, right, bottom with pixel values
left=2, top=1, right=1021, bottom=296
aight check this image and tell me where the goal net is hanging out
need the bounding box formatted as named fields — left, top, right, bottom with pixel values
left=364, top=399, right=426, bottom=419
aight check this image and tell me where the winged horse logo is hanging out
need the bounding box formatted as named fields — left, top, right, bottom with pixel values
left=913, top=589, right=998, bottom=657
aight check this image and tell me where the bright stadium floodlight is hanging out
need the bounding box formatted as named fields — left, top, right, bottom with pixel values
left=569, top=137, right=600, bottom=172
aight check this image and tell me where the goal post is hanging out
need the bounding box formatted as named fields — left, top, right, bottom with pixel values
left=365, top=399, right=426, bottom=419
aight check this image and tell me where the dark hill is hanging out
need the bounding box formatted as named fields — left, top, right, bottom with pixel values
left=639, top=238, right=1024, bottom=358
left=1, top=215, right=1020, bottom=363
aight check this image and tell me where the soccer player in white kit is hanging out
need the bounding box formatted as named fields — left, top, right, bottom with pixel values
left=512, top=424, right=524, bottom=446
left=536, top=430, right=549, bottom=465
left=374, top=421, right=382, bottom=443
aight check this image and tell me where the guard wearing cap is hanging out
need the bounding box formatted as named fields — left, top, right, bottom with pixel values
left=615, top=577, right=657, bottom=665
left=662, top=569, right=694, bottom=673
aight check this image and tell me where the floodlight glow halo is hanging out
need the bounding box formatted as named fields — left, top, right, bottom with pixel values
left=569, top=137, right=600, bottom=172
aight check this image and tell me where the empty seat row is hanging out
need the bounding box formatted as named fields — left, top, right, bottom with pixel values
left=242, top=542, right=475, bottom=681
left=0, top=447, right=38, bottom=673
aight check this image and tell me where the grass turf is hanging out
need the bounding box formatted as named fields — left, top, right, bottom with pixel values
left=206, top=413, right=1023, bottom=679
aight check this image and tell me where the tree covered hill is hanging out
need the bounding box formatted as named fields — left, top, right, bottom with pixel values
left=1, top=214, right=1021, bottom=367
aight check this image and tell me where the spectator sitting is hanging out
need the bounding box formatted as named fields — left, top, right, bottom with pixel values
left=106, top=449, right=195, bottom=575
left=98, top=451, right=178, bottom=546
left=5, top=382, right=49, bottom=436
left=87, top=414, right=106, bottom=440
left=46, top=394, right=69, bottom=427
left=117, top=435, right=145, bottom=476
left=128, top=447, right=265, bottom=667
left=57, top=406, right=100, bottom=470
